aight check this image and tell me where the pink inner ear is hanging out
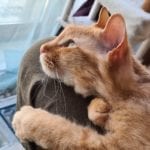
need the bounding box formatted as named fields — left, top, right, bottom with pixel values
left=101, top=14, right=126, bottom=51
left=99, top=14, right=130, bottom=66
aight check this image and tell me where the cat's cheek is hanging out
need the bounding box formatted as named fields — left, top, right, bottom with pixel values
left=40, top=55, right=56, bottom=79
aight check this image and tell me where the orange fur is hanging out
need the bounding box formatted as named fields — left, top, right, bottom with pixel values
left=13, top=8, right=150, bottom=150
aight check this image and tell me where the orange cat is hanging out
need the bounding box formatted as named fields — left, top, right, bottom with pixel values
left=13, top=8, right=150, bottom=150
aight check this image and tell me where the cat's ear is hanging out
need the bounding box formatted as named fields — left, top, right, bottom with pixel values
left=95, top=7, right=110, bottom=29
left=101, top=15, right=134, bottom=89
left=101, top=14, right=130, bottom=67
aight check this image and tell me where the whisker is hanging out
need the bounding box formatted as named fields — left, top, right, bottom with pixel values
left=55, top=69, right=67, bottom=114
left=42, top=76, right=50, bottom=100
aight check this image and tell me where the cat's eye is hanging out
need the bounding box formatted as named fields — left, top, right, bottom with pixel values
left=60, top=39, right=77, bottom=48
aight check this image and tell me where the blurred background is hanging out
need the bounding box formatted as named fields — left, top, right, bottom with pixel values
left=0, top=0, right=67, bottom=96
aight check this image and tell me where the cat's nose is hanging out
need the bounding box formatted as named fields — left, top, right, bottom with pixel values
left=40, top=45, right=49, bottom=54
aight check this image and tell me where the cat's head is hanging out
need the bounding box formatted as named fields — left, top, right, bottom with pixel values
left=40, top=8, right=137, bottom=98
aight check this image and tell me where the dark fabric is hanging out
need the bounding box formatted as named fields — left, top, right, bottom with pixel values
left=17, top=37, right=104, bottom=150
left=73, top=0, right=94, bottom=16
left=142, top=48, right=150, bottom=66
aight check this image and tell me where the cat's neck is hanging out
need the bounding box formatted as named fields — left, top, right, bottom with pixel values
left=95, top=57, right=150, bottom=103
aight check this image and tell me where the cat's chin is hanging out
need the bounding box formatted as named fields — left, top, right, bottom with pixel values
left=40, top=54, right=57, bottom=79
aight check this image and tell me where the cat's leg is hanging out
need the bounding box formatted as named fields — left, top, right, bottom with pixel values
left=12, top=106, right=148, bottom=150
left=12, top=106, right=106, bottom=150
left=88, top=98, right=111, bottom=127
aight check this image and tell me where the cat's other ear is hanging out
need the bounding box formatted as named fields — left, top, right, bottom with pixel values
left=101, top=14, right=130, bottom=68
left=95, top=7, right=110, bottom=29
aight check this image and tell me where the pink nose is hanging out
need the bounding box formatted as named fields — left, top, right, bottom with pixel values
left=40, top=45, right=49, bottom=54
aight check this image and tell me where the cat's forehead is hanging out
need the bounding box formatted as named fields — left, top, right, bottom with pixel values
left=58, top=24, right=101, bottom=41
left=68, top=24, right=102, bottom=35
left=53, top=24, right=103, bottom=51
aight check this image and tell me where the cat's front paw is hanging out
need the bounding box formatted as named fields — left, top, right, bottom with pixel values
left=88, top=98, right=110, bottom=127
left=12, top=106, right=37, bottom=142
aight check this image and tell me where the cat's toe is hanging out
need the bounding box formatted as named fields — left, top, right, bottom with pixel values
left=88, top=108, right=109, bottom=127
left=12, top=111, right=27, bottom=142
left=12, top=106, right=35, bottom=142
